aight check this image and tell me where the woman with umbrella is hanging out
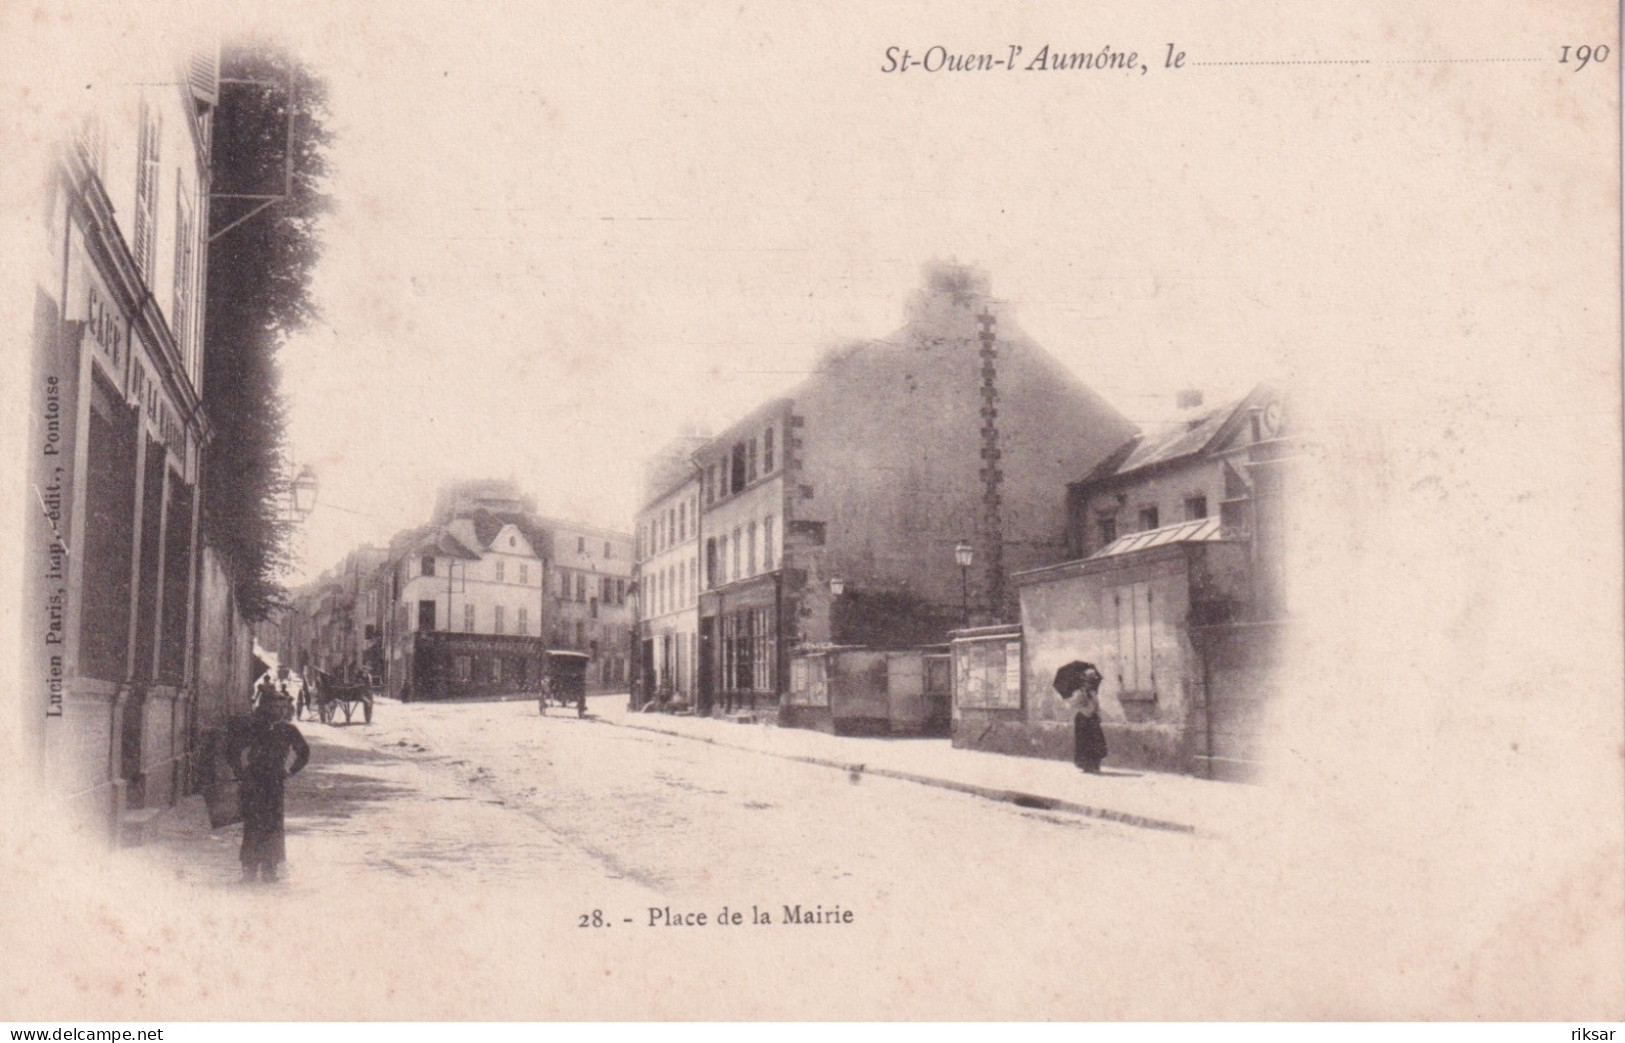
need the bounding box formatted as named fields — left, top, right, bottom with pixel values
left=1054, top=660, right=1107, bottom=774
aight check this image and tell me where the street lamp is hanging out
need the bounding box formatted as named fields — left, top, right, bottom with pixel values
left=290, top=465, right=319, bottom=518
left=954, top=541, right=973, bottom=627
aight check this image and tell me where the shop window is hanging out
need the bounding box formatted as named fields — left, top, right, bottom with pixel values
left=453, top=656, right=472, bottom=682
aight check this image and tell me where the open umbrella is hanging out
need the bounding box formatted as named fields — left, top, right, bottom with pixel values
left=1052, top=660, right=1099, bottom=697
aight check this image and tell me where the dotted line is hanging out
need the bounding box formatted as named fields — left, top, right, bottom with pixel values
left=1192, top=57, right=1543, bottom=67
left=1381, top=57, right=1544, bottom=63
left=1192, top=59, right=1371, bottom=66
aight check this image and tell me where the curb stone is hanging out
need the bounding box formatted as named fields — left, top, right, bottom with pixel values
left=595, top=715, right=1200, bottom=836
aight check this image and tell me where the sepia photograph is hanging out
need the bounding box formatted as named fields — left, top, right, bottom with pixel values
left=1, top=0, right=1620, bottom=1026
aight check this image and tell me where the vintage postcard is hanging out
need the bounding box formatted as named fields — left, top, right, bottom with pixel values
left=0, top=0, right=1620, bottom=1024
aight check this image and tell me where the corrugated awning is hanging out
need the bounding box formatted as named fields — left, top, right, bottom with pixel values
left=1090, top=516, right=1226, bottom=559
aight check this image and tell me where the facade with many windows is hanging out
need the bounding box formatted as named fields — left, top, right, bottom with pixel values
left=25, top=51, right=223, bottom=833
left=649, top=266, right=1135, bottom=720
left=352, top=480, right=631, bottom=699
left=542, top=520, right=632, bottom=690
left=633, top=461, right=702, bottom=705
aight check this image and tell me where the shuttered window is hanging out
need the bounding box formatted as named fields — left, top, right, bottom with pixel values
left=1109, top=582, right=1156, bottom=698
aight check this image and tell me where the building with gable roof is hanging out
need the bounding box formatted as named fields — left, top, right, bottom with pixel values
left=958, top=384, right=1292, bottom=777
left=275, top=480, right=632, bottom=701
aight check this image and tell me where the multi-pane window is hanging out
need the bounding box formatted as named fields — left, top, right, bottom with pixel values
left=575, top=574, right=586, bottom=602
left=171, top=193, right=195, bottom=360
left=763, top=515, right=775, bottom=570
left=463, top=603, right=474, bottom=632
left=678, top=502, right=686, bottom=540
left=494, top=605, right=505, bottom=635
left=132, top=102, right=160, bottom=281
left=731, top=527, right=742, bottom=578
left=746, top=521, right=758, bottom=576
left=518, top=607, right=528, bottom=635
left=747, top=438, right=759, bottom=483
left=495, top=559, right=505, bottom=583
left=519, top=563, right=529, bottom=585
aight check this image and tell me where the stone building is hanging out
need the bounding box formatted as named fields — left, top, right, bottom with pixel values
left=665, top=264, right=1135, bottom=718
left=329, top=480, right=631, bottom=699
left=957, top=385, right=1292, bottom=778
left=24, top=52, right=225, bottom=836
left=632, top=432, right=707, bottom=705
left=545, top=518, right=633, bottom=691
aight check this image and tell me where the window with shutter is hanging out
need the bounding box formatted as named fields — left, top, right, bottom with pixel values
left=132, top=104, right=161, bottom=282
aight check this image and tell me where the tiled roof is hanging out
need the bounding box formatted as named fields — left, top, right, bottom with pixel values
left=1077, top=384, right=1273, bottom=486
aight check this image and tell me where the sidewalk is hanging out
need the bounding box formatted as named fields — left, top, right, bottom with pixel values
left=592, top=696, right=1275, bottom=838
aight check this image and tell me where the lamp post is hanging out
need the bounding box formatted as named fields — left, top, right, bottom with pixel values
left=290, top=464, right=319, bottom=518
left=954, top=541, right=973, bottom=627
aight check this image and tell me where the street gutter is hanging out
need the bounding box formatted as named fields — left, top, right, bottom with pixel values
left=595, top=716, right=1199, bottom=836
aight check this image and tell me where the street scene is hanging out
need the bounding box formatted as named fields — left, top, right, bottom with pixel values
left=8, top=1, right=1621, bottom=1025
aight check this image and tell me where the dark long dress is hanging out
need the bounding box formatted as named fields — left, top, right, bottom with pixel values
left=1074, top=712, right=1108, bottom=772
left=228, top=713, right=310, bottom=872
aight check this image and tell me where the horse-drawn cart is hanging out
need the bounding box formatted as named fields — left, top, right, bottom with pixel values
left=312, top=669, right=375, bottom=725
left=537, top=650, right=590, bottom=717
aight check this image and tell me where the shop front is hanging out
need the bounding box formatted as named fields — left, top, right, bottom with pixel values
left=403, top=631, right=548, bottom=701
left=697, top=573, right=782, bottom=716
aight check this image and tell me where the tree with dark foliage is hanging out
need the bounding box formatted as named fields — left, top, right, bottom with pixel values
left=202, top=41, right=331, bottom=619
